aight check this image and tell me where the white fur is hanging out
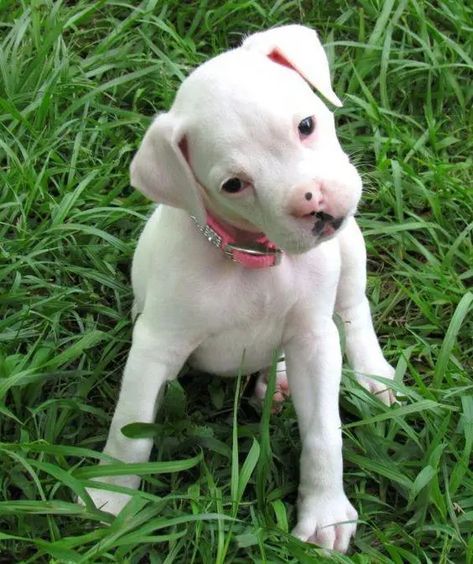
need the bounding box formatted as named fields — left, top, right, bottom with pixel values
left=83, top=25, right=396, bottom=553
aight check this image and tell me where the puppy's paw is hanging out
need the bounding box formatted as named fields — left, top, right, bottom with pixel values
left=355, top=362, right=397, bottom=405
left=292, top=492, right=358, bottom=553
left=253, top=362, right=290, bottom=413
left=79, top=486, right=132, bottom=516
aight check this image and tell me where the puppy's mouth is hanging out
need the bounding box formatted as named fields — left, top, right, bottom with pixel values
left=271, top=211, right=348, bottom=254
left=309, top=211, right=345, bottom=238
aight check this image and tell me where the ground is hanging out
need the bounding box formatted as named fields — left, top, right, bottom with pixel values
left=0, top=1, right=472, bottom=562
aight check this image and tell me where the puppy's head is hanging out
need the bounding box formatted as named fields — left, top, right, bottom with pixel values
left=131, top=25, right=362, bottom=254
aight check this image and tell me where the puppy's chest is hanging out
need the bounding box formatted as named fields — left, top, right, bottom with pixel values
left=189, top=269, right=296, bottom=375
left=190, top=312, right=286, bottom=376
left=207, top=268, right=295, bottom=327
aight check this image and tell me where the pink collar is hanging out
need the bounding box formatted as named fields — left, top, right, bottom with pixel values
left=191, top=212, right=283, bottom=268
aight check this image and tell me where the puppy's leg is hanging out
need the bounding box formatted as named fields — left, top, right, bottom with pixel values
left=335, top=218, right=396, bottom=405
left=286, top=321, right=357, bottom=553
left=253, top=360, right=290, bottom=412
left=83, top=316, right=193, bottom=515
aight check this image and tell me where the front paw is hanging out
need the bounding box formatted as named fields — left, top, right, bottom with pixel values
left=253, top=362, right=290, bottom=413
left=292, top=492, right=358, bottom=553
left=356, top=362, right=397, bottom=405
left=79, top=484, right=132, bottom=516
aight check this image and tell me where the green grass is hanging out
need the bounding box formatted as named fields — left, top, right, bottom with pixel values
left=1, top=0, right=472, bottom=561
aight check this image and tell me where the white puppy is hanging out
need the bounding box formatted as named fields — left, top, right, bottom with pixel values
left=86, top=25, right=396, bottom=553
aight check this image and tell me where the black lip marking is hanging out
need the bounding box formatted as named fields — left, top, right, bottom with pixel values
left=315, top=211, right=333, bottom=222
left=312, top=218, right=326, bottom=236
left=311, top=214, right=344, bottom=237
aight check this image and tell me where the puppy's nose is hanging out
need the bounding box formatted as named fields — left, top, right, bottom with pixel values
left=288, top=182, right=324, bottom=219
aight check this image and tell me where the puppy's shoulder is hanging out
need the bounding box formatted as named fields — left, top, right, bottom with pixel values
left=135, top=205, right=196, bottom=259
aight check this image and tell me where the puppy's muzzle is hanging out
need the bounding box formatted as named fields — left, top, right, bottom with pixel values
left=287, top=183, right=347, bottom=238
left=311, top=211, right=344, bottom=237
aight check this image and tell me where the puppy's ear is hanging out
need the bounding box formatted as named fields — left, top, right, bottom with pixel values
left=242, top=24, right=342, bottom=107
left=130, top=113, right=206, bottom=224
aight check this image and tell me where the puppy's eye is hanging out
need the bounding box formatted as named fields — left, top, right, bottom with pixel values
left=298, top=116, right=315, bottom=137
left=221, top=178, right=244, bottom=193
